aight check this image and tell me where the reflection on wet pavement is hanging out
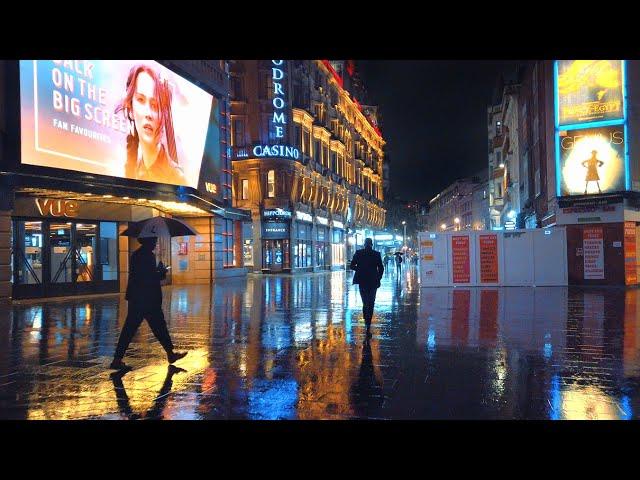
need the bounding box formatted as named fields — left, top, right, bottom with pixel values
left=1, top=265, right=639, bottom=419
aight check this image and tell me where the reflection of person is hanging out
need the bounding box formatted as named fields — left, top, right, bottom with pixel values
left=115, top=65, right=187, bottom=186
left=582, top=150, right=604, bottom=194
left=110, top=365, right=186, bottom=420
left=350, top=238, right=384, bottom=338
left=110, top=236, right=187, bottom=370
left=350, top=339, right=383, bottom=418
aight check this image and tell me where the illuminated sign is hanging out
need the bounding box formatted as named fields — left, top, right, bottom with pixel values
left=554, top=60, right=629, bottom=197
left=35, top=198, right=79, bottom=217
left=316, top=216, right=329, bottom=226
left=271, top=60, right=287, bottom=139
left=252, top=145, right=299, bottom=160
left=20, top=60, right=218, bottom=189
left=262, top=222, right=290, bottom=239
left=556, top=60, right=624, bottom=126
left=559, top=126, right=625, bottom=196
left=205, top=182, right=218, bottom=194
left=332, top=220, right=344, bottom=229
left=296, top=211, right=312, bottom=222
left=263, top=208, right=292, bottom=220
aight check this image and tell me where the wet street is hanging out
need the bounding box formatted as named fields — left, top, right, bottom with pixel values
left=1, top=265, right=640, bottom=420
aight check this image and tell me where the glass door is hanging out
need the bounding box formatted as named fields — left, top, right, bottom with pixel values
left=12, top=220, right=45, bottom=297
left=49, top=221, right=73, bottom=284
left=13, top=218, right=120, bottom=299
left=74, top=223, right=97, bottom=293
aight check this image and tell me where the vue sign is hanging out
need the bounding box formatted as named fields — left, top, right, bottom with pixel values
left=35, top=198, right=79, bottom=217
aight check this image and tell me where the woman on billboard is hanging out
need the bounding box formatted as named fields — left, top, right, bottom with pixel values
left=582, top=149, right=604, bottom=194
left=115, top=65, right=187, bottom=186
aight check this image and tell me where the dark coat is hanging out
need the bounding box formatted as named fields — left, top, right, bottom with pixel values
left=350, top=247, right=384, bottom=288
left=125, top=247, right=165, bottom=306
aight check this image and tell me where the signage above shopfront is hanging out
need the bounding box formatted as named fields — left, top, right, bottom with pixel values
left=262, top=222, right=290, bottom=239
left=296, top=211, right=313, bottom=223
left=316, top=216, right=329, bottom=226
left=332, top=220, right=344, bottom=229
left=35, top=198, right=79, bottom=217
left=263, top=208, right=292, bottom=221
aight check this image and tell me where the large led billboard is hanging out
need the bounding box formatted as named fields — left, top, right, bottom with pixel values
left=556, top=60, right=624, bottom=126
left=19, top=60, right=220, bottom=190
left=558, top=125, right=625, bottom=196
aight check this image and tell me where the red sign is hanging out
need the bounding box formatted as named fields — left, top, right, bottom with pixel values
left=451, top=235, right=470, bottom=283
left=479, top=234, right=499, bottom=283
left=624, top=222, right=637, bottom=285
left=178, top=242, right=189, bottom=256
left=583, top=227, right=604, bottom=280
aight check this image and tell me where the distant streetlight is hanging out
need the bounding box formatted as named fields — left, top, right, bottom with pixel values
left=499, top=163, right=505, bottom=169
left=402, top=220, right=407, bottom=250
left=441, top=223, right=446, bottom=230
left=454, top=217, right=460, bottom=231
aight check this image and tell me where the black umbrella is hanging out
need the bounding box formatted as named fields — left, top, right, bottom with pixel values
left=120, top=217, right=197, bottom=238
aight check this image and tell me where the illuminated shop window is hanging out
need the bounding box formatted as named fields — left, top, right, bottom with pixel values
left=242, top=179, right=249, bottom=200
left=267, top=170, right=275, bottom=198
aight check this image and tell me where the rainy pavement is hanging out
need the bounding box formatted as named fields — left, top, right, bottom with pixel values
left=1, top=266, right=640, bottom=420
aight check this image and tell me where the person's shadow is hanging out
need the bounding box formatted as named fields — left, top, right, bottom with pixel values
left=350, top=339, right=384, bottom=418
left=110, top=365, right=187, bottom=420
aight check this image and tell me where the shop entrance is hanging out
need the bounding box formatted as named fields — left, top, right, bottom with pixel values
left=12, top=219, right=120, bottom=299
left=262, top=239, right=290, bottom=272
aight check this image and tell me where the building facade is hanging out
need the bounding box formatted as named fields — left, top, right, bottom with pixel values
left=488, top=79, right=521, bottom=230
left=230, top=60, right=386, bottom=273
left=516, top=61, right=556, bottom=229
left=471, top=171, right=490, bottom=230
left=0, top=60, right=250, bottom=302
left=488, top=62, right=557, bottom=230
left=425, top=172, right=487, bottom=232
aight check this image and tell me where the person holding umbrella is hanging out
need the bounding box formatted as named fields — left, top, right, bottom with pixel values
left=110, top=217, right=193, bottom=371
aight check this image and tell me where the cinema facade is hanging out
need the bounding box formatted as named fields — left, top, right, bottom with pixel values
left=0, top=60, right=250, bottom=302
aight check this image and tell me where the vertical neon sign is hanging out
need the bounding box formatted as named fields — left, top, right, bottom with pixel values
left=272, top=60, right=287, bottom=139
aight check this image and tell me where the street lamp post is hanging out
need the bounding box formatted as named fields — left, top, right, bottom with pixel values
left=402, top=220, right=407, bottom=250
left=454, top=217, right=460, bottom=231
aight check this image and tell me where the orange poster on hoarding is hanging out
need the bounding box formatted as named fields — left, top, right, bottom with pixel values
left=624, top=221, right=637, bottom=285
left=421, top=240, right=434, bottom=261
left=451, top=235, right=470, bottom=283
left=583, top=227, right=604, bottom=280
left=479, top=234, right=499, bottom=283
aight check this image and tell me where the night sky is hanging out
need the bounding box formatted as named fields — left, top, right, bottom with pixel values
left=358, top=60, right=520, bottom=203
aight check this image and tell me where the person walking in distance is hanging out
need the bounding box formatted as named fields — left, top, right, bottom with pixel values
left=395, top=252, right=403, bottom=274
left=110, top=236, right=187, bottom=370
left=350, top=238, right=384, bottom=338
